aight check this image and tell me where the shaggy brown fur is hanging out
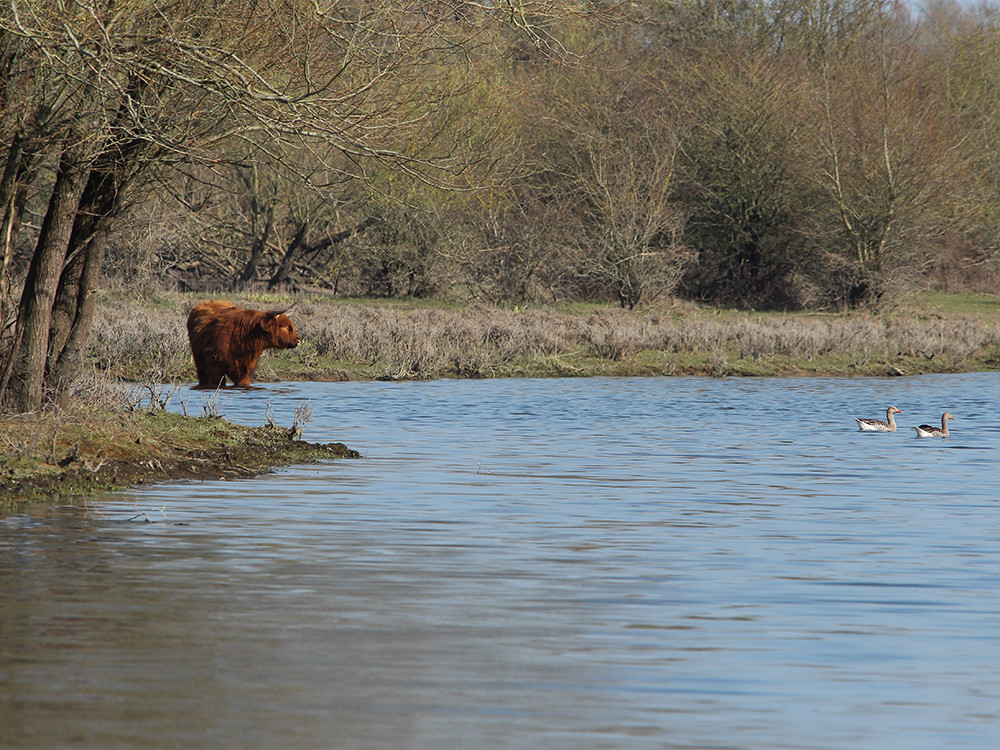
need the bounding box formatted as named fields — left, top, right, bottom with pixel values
left=187, top=300, right=300, bottom=387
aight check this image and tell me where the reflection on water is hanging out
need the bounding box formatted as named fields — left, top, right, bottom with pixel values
left=2, top=373, right=998, bottom=749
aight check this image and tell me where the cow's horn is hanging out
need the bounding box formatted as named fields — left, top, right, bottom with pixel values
left=267, top=303, right=295, bottom=316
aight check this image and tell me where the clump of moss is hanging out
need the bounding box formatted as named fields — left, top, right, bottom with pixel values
left=0, top=409, right=358, bottom=509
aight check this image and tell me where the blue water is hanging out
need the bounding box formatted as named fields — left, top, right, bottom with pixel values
left=2, top=373, right=998, bottom=749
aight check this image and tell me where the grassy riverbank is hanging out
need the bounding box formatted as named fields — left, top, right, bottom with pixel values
left=92, top=291, right=1000, bottom=382
left=4, top=291, right=996, bottom=508
left=0, top=404, right=359, bottom=509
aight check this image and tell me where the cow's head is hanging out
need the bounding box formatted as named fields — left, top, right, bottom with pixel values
left=262, top=305, right=301, bottom=349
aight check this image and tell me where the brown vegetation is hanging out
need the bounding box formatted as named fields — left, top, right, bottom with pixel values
left=89, top=294, right=1000, bottom=382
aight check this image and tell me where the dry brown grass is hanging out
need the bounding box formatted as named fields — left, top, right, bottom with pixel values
left=85, top=294, right=1000, bottom=382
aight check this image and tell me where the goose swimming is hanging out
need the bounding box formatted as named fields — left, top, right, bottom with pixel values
left=914, top=412, right=954, bottom=438
left=855, top=406, right=903, bottom=432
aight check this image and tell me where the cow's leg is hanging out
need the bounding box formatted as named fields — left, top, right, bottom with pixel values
left=227, top=353, right=261, bottom=388
left=192, top=354, right=210, bottom=385
left=202, top=359, right=228, bottom=388
left=228, top=365, right=252, bottom=388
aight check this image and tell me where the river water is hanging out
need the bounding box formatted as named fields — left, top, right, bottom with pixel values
left=2, top=373, right=998, bottom=749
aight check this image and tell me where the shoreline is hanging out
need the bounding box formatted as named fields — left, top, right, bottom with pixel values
left=0, top=410, right=359, bottom=511
left=279, top=352, right=990, bottom=382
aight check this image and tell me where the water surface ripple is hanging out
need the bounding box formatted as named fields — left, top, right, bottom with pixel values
left=2, top=373, right=998, bottom=749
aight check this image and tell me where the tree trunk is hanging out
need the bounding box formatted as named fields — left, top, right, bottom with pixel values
left=237, top=207, right=274, bottom=289
left=236, top=165, right=275, bottom=289
left=50, top=165, right=123, bottom=361
left=269, top=215, right=378, bottom=290
left=267, top=220, right=308, bottom=290
left=0, top=132, right=27, bottom=335
left=51, top=231, right=109, bottom=407
left=48, top=138, right=143, bottom=404
left=48, top=236, right=87, bottom=366
left=0, top=142, right=89, bottom=412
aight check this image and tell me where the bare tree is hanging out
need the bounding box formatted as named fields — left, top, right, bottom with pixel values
left=511, top=21, right=689, bottom=308
left=807, top=1, right=975, bottom=306
left=569, top=114, right=687, bottom=309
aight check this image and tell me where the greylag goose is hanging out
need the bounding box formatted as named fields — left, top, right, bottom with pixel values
left=855, top=406, right=902, bottom=432
left=914, top=412, right=954, bottom=438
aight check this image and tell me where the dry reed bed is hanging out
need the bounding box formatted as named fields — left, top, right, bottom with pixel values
left=89, top=300, right=1000, bottom=380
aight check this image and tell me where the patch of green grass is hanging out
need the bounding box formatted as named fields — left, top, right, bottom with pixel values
left=291, top=293, right=467, bottom=312
left=908, top=291, right=1000, bottom=318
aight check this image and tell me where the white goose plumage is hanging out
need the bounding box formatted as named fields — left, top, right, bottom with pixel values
left=914, top=412, right=954, bottom=438
left=855, top=406, right=903, bottom=432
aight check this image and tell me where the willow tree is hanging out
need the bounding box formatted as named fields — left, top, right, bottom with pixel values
left=0, top=0, right=582, bottom=413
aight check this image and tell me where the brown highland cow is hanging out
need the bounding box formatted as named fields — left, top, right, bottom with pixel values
left=187, top=300, right=300, bottom=387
